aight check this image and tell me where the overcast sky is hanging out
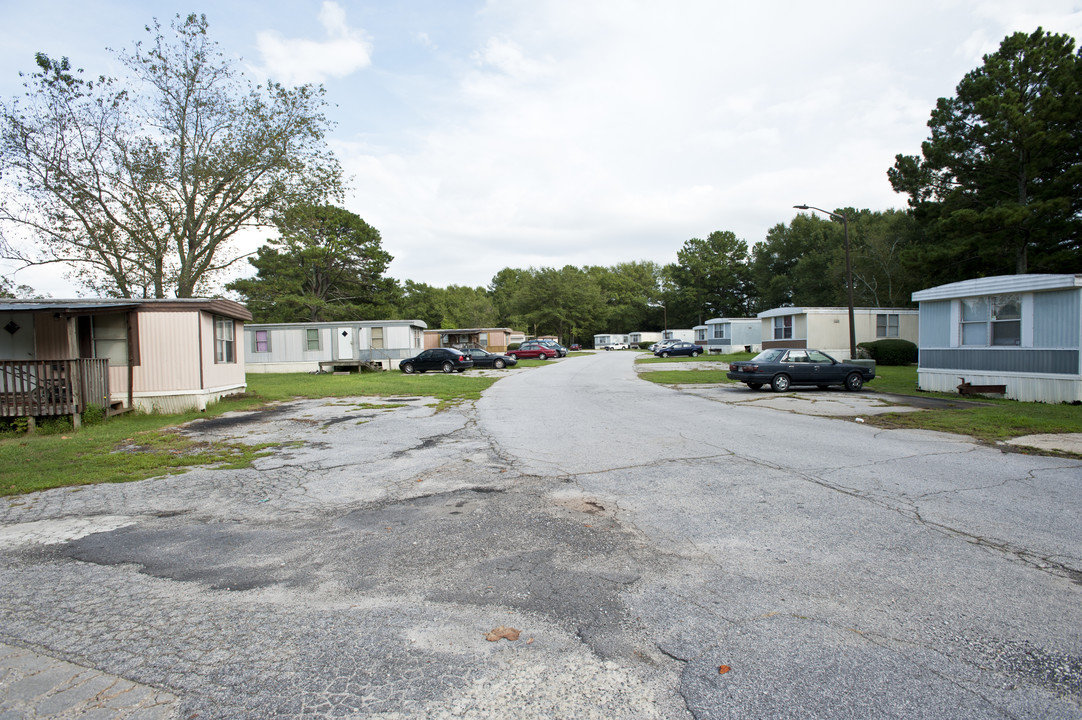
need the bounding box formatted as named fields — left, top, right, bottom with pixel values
left=2, top=0, right=1081, bottom=297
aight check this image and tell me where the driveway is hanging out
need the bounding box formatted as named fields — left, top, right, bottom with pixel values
left=1, top=351, right=1080, bottom=718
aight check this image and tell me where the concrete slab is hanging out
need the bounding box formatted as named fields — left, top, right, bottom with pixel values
left=1003, top=433, right=1082, bottom=456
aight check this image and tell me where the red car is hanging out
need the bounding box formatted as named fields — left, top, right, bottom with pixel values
left=506, top=341, right=559, bottom=360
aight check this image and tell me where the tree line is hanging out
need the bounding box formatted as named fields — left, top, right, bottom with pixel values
left=1, top=19, right=1079, bottom=343
left=220, top=204, right=922, bottom=345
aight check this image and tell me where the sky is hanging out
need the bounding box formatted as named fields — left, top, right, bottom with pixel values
left=2, top=0, right=1081, bottom=298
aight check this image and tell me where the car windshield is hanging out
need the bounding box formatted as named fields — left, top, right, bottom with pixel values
left=750, top=349, right=786, bottom=362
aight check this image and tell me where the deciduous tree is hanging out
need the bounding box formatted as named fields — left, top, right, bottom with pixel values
left=665, top=231, right=752, bottom=325
left=0, top=14, right=342, bottom=297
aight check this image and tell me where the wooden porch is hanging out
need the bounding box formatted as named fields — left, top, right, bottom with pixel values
left=0, top=359, right=111, bottom=429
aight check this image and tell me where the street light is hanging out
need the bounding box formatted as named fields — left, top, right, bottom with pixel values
left=793, top=204, right=856, bottom=359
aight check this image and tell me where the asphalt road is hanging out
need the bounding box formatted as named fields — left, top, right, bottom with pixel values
left=1, top=351, right=1080, bottom=718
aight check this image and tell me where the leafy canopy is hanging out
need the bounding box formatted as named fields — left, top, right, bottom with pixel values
left=0, top=13, right=343, bottom=297
left=227, top=204, right=394, bottom=322
left=888, top=28, right=1082, bottom=276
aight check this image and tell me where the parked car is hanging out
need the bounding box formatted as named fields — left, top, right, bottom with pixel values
left=655, top=341, right=703, bottom=358
left=538, top=340, right=568, bottom=357
left=602, top=342, right=629, bottom=350
left=569, top=344, right=582, bottom=351
left=506, top=341, right=559, bottom=360
left=726, top=348, right=875, bottom=392
left=399, top=348, right=474, bottom=374
left=649, top=339, right=678, bottom=353
left=461, top=348, right=518, bottom=369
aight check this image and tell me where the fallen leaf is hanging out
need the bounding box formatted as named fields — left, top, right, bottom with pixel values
left=718, top=665, right=732, bottom=675
left=485, top=626, right=521, bottom=642
left=415, top=477, right=424, bottom=482
left=526, top=637, right=534, bottom=644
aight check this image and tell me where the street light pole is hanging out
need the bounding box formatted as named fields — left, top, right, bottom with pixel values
left=794, top=204, right=856, bottom=359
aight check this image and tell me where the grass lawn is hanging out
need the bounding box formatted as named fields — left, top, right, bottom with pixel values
left=640, top=370, right=734, bottom=384
left=248, top=370, right=498, bottom=405
left=1, top=371, right=500, bottom=497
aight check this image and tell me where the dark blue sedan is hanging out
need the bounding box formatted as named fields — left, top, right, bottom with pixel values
left=462, top=348, right=518, bottom=369
left=654, top=341, right=704, bottom=358
left=727, top=348, right=875, bottom=392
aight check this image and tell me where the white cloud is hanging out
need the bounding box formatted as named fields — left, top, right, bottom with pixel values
left=340, top=0, right=1067, bottom=287
left=253, top=1, right=372, bottom=86
left=6, top=0, right=1082, bottom=296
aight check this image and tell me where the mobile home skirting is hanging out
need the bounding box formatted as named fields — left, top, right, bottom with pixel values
left=918, top=348, right=1079, bottom=375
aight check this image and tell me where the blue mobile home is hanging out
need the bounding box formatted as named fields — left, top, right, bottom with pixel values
left=911, top=274, right=1082, bottom=403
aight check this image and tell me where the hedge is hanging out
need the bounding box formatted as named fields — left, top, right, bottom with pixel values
left=856, top=339, right=917, bottom=365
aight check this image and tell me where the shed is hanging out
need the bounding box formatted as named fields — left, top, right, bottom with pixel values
left=911, top=274, right=1082, bottom=403
left=1, top=298, right=250, bottom=420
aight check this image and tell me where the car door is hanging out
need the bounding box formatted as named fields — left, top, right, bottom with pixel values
left=783, top=349, right=815, bottom=384
left=415, top=349, right=440, bottom=371
left=806, top=350, right=840, bottom=383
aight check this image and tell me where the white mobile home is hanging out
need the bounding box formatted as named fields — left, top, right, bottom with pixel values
left=661, top=329, right=695, bottom=343
left=245, top=319, right=427, bottom=373
left=629, top=331, right=663, bottom=348
left=593, top=333, right=629, bottom=349
left=704, top=317, right=761, bottom=354
left=912, top=274, right=1082, bottom=403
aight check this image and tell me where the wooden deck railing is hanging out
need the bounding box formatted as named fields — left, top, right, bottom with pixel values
left=0, top=359, right=110, bottom=418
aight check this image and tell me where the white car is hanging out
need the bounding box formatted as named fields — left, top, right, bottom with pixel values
left=602, top=342, right=629, bottom=350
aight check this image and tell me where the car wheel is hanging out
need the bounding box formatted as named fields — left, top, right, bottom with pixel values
left=538, top=354, right=547, bottom=361
left=661, top=351, right=670, bottom=358
left=441, top=361, right=455, bottom=374
left=507, top=353, right=518, bottom=360
left=845, top=372, right=864, bottom=392
left=493, top=359, right=505, bottom=369
left=747, top=382, right=763, bottom=390
left=401, top=362, right=415, bottom=374
left=771, top=374, right=791, bottom=392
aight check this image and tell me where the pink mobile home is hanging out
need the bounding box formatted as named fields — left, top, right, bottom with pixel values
left=0, top=298, right=250, bottom=420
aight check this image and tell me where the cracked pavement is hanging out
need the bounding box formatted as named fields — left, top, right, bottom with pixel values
left=1, top=351, right=1080, bottom=718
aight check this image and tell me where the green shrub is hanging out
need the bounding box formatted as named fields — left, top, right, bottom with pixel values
left=507, top=342, right=521, bottom=351
left=638, top=342, right=652, bottom=350
left=857, top=339, right=917, bottom=365
left=36, top=416, right=73, bottom=435
left=81, top=404, right=106, bottom=426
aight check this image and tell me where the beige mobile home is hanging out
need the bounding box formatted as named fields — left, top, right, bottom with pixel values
left=758, top=306, right=918, bottom=360
left=0, top=298, right=250, bottom=420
